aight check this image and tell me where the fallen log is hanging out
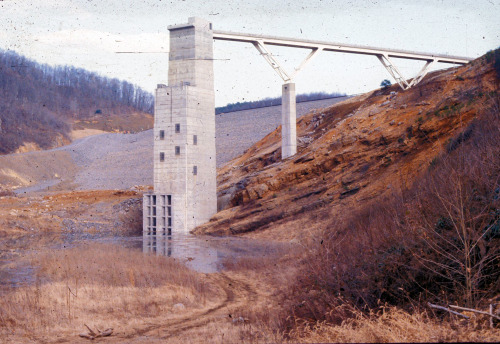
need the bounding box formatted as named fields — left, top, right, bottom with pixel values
left=427, top=302, right=470, bottom=319
left=79, top=333, right=94, bottom=340
left=85, top=324, right=96, bottom=337
left=96, top=328, right=113, bottom=338
left=79, top=324, right=113, bottom=340
left=449, top=305, right=500, bottom=321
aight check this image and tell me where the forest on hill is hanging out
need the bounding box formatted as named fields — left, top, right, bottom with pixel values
left=215, top=91, right=347, bottom=114
left=0, top=49, right=154, bottom=154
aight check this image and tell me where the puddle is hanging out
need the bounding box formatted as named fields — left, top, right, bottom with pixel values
left=0, top=231, right=289, bottom=291
left=0, top=256, right=36, bottom=290
left=140, top=233, right=285, bottom=273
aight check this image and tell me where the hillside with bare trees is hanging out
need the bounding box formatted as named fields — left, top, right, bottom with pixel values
left=0, top=49, right=154, bottom=154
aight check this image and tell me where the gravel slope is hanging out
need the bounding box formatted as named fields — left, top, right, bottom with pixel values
left=5, top=97, right=348, bottom=192
left=216, top=97, right=348, bottom=165
left=67, top=130, right=154, bottom=190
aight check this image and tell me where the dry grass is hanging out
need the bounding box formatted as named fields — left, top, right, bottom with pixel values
left=0, top=244, right=222, bottom=342
left=1, top=244, right=497, bottom=343
left=291, top=307, right=500, bottom=343
left=34, top=243, right=214, bottom=290
left=220, top=251, right=304, bottom=342
left=72, top=112, right=153, bottom=133
left=158, top=320, right=284, bottom=344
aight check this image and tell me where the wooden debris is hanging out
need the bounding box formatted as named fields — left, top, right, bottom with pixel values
left=490, top=304, right=494, bottom=329
left=427, top=302, right=470, bottom=319
left=85, top=324, right=96, bottom=337
left=428, top=302, right=500, bottom=328
left=449, top=304, right=500, bottom=321
left=79, top=324, right=113, bottom=340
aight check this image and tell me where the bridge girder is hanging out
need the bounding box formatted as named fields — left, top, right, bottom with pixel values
left=213, top=30, right=470, bottom=90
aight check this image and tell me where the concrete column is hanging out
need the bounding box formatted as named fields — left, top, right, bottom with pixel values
left=281, top=82, right=297, bottom=159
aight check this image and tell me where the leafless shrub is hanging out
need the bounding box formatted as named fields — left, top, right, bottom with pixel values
left=285, top=93, right=499, bottom=327
left=404, top=92, right=500, bottom=307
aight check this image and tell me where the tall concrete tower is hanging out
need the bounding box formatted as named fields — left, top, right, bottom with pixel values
left=143, top=17, right=216, bottom=235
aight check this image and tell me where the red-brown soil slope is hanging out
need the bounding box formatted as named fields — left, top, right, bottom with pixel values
left=194, top=57, right=498, bottom=241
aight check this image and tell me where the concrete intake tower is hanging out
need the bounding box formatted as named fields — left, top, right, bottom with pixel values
left=143, top=17, right=216, bottom=235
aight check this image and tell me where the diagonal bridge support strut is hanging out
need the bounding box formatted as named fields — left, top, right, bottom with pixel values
left=251, top=41, right=324, bottom=158
left=407, top=59, right=436, bottom=88
left=377, top=54, right=437, bottom=90
left=252, top=40, right=324, bottom=83
left=253, top=40, right=292, bottom=82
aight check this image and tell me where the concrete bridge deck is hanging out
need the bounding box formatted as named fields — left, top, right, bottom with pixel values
left=213, top=30, right=471, bottom=64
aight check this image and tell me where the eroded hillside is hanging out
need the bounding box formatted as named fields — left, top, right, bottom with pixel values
left=195, top=56, right=498, bottom=240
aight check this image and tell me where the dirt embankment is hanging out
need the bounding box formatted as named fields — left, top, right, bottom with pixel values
left=0, top=190, right=143, bottom=242
left=194, top=58, right=498, bottom=240
left=72, top=111, right=153, bottom=134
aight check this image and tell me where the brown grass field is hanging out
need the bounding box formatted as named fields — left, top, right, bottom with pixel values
left=0, top=244, right=223, bottom=342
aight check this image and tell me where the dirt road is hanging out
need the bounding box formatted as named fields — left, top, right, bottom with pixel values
left=110, top=272, right=261, bottom=343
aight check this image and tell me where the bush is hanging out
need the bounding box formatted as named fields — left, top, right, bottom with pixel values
left=494, top=47, right=500, bottom=78
left=380, top=79, right=392, bottom=89
left=485, top=47, right=500, bottom=79
left=286, top=94, right=500, bottom=324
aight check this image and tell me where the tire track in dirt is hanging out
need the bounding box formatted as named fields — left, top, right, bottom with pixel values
left=115, top=272, right=259, bottom=342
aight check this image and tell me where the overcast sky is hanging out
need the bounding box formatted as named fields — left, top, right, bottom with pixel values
left=0, top=0, right=498, bottom=106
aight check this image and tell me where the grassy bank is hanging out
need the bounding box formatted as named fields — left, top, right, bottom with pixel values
left=0, top=244, right=222, bottom=342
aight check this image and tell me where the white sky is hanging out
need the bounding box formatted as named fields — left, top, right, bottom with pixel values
left=0, top=0, right=499, bottom=106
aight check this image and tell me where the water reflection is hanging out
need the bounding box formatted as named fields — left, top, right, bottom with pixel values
left=143, top=234, right=172, bottom=257
left=1, top=231, right=290, bottom=290
left=142, top=232, right=289, bottom=273
left=143, top=233, right=225, bottom=273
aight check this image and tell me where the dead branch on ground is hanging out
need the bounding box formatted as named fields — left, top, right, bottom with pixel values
left=449, top=304, right=500, bottom=321
left=79, top=324, right=113, bottom=340
left=427, top=302, right=470, bottom=319
left=428, top=302, right=500, bottom=328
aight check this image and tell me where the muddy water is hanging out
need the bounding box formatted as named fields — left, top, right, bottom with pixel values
left=0, top=231, right=288, bottom=291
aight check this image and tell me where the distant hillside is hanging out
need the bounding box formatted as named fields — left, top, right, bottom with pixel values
left=215, top=92, right=346, bottom=114
left=0, top=49, right=154, bottom=154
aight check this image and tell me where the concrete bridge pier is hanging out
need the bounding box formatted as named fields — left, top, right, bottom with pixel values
left=281, top=83, right=297, bottom=159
